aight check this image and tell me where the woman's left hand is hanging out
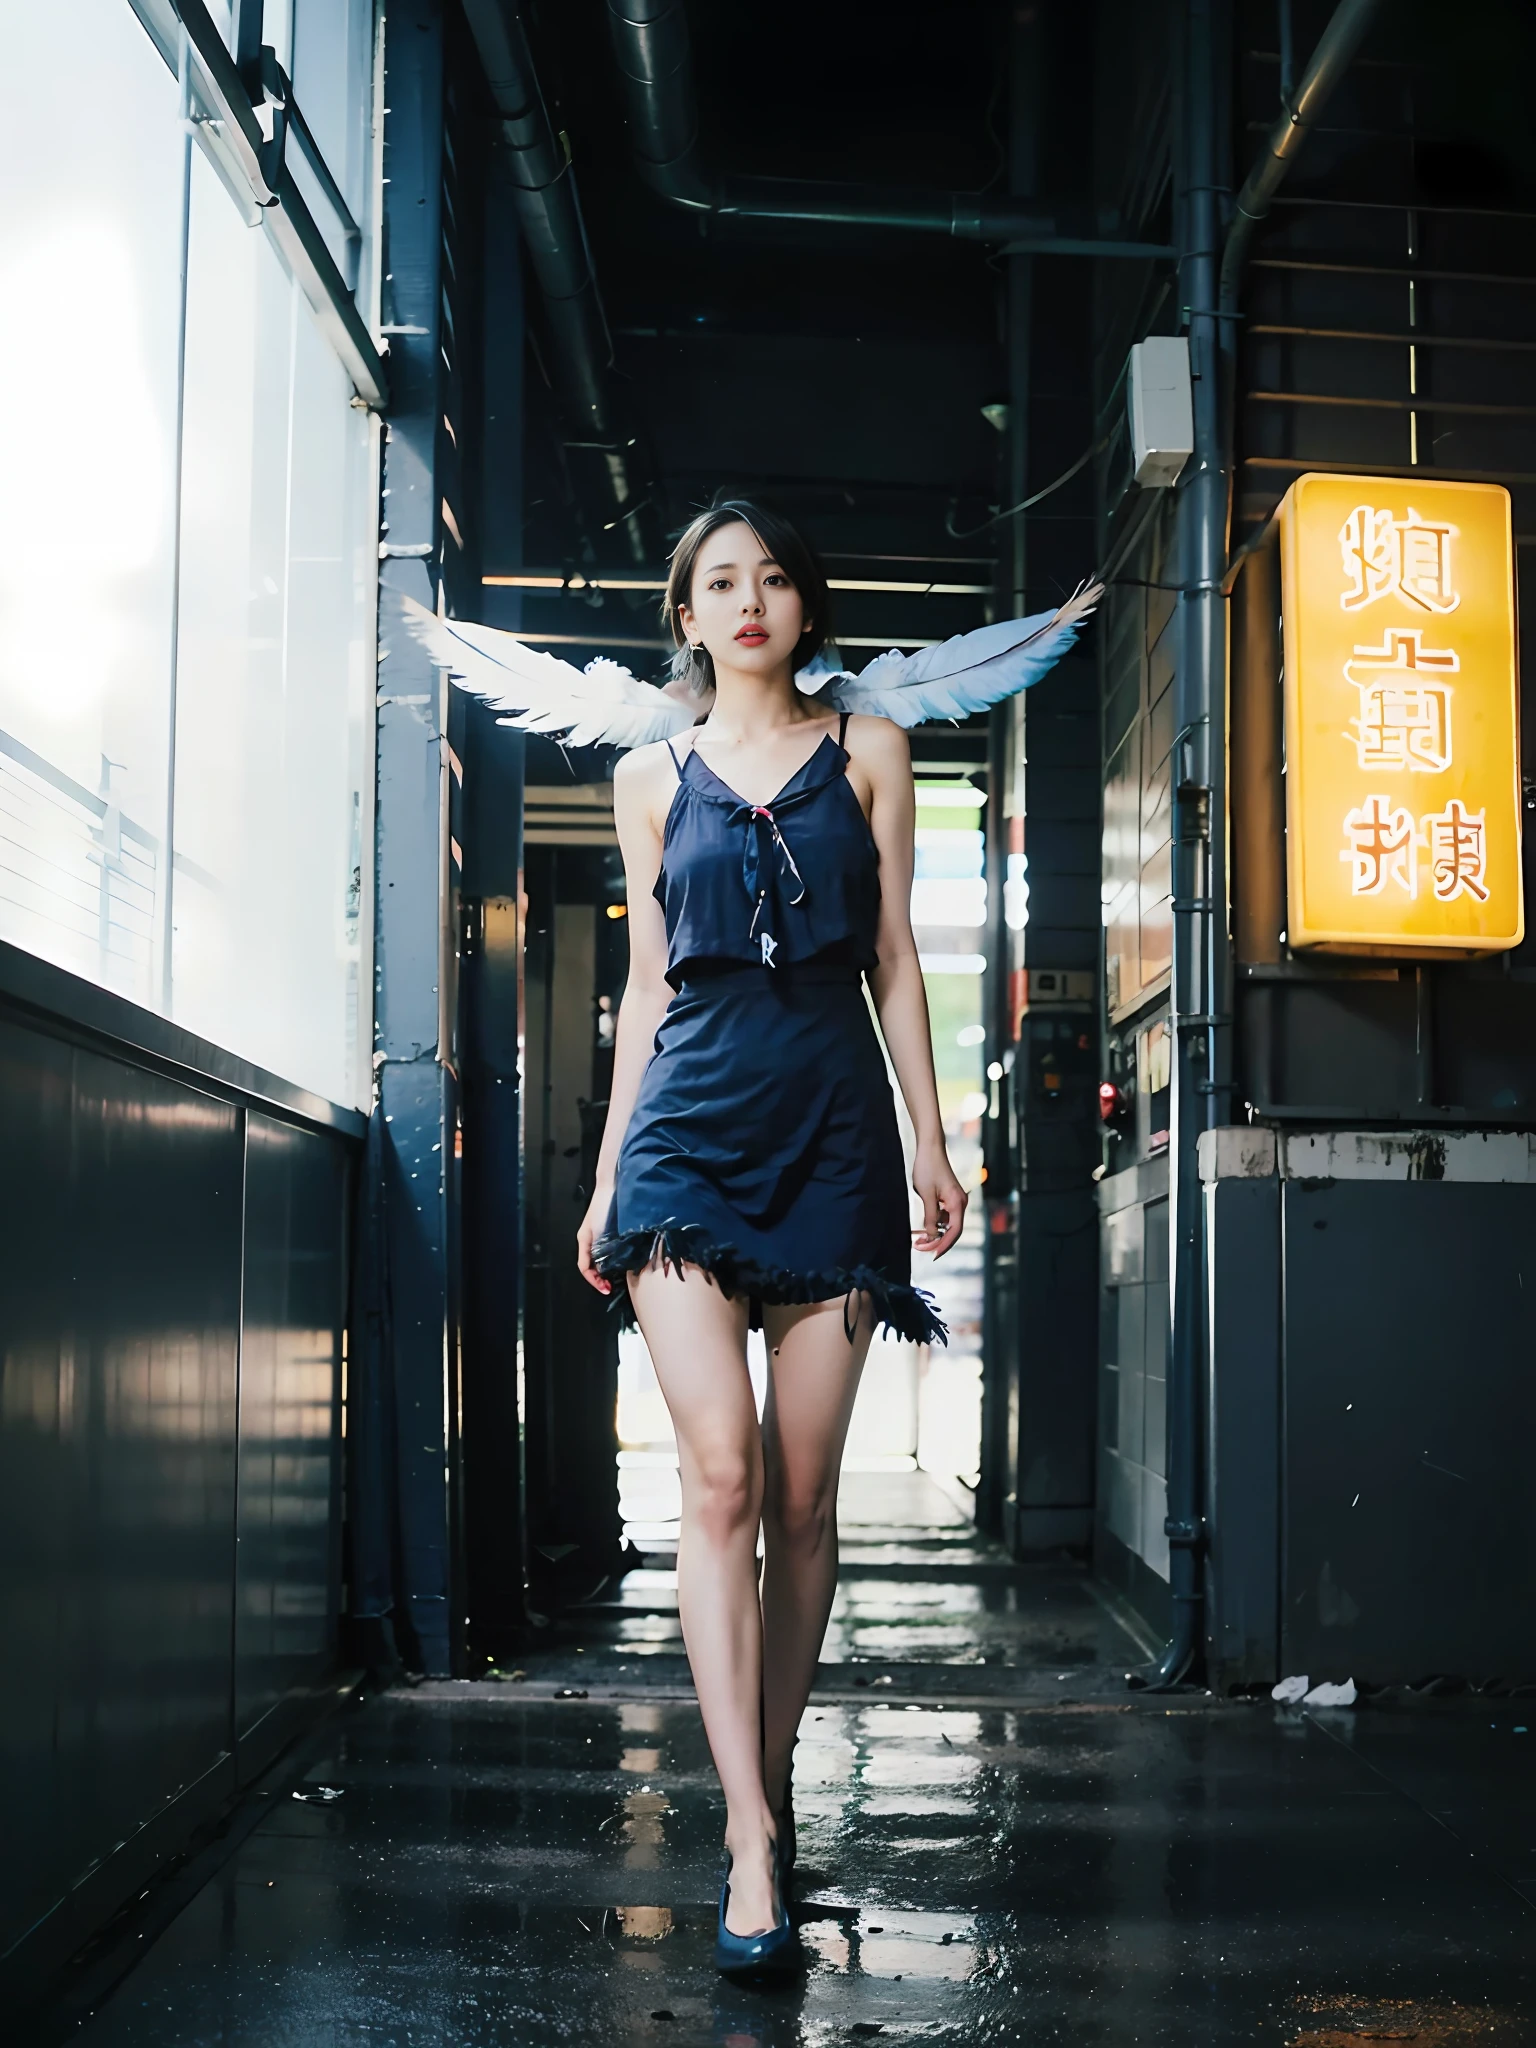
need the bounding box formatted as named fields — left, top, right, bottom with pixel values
left=912, top=1141, right=968, bottom=1258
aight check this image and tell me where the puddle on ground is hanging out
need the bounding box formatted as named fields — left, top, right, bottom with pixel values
left=1289, top=1993, right=1524, bottom=2045
left=800, top=1907, right=977, bottom=1982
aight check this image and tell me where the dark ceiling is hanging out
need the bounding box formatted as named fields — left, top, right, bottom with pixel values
left=510, top=0, right=1025, bottom=672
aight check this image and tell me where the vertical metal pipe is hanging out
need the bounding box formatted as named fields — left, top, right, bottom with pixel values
left=1144, top=0, right=1229, bottom=1689
left=1143, top=0, right=1380, bottom=1689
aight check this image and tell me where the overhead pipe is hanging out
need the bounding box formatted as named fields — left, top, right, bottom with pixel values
left=459, top=0, right=654, bottom=561
left=1220, top=0, right=1392, bottom=311
left=1219, top=0, right=1384, bottom=315
left=1141, top=0, right=1384, bottom=1693
left=604, top=0, right=1174, bottom=257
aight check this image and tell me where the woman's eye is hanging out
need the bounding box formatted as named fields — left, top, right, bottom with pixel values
left=709, top=578, right=730, bottom=591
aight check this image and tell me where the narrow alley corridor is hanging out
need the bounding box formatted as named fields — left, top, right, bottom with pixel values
left=45, top=1476, right=1536, bottom=2046
left=9, top=4, right=1536, bottom=2038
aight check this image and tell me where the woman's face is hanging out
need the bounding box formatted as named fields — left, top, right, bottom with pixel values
left=678, top=520, right=810, bottom=677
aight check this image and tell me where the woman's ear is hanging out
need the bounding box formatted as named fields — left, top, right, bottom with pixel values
left=678, top=600, right=700, bottom=648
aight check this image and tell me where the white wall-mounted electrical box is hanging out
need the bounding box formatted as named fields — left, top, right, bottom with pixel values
left=1128, top=336, right=1194, bottom=487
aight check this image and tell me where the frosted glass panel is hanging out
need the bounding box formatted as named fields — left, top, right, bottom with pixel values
left=291, top=0, right=376, bottom=222
left=172, top=150, right=371, bottom=1106
left=0, top=3, right=185, bottom=1008
left=0, top=2, right=376, bottom=1105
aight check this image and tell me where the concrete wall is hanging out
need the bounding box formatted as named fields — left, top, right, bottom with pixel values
left=1203, top=1127, right=1536, bottom=1690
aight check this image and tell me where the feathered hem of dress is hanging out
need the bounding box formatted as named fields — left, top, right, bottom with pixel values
left=593, top=1221, right=948, bottom=1348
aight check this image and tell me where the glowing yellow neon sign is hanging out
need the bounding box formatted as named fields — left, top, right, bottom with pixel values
left=1279, top=472, right=1523, bottom=953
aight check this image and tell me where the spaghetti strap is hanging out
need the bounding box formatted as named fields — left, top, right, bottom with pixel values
left=837, top=711, right=850, bottom=750
left=664, top=738, right=685, bottom=778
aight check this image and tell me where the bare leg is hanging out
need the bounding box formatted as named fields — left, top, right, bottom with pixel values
left=628, top=1263, right=779, bottom=1936
left=759, top=1295, right=874, bottom=1814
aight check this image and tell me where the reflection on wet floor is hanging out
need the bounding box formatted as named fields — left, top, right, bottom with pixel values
left=48, top=1474, right=1536, bottom=2046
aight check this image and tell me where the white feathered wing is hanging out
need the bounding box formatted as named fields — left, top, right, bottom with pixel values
left=400, top=595, right=694, bottom=749
left=801, top=582, right=1104, bottom=727
left=400, top=581, right=1102, bottom=749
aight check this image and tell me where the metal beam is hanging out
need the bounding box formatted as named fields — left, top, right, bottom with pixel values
left=360, top=0, right=454, bottom=1678
left=605, top=0, right=1173, bottom=258
left=158, top=0, right=389, bottom=409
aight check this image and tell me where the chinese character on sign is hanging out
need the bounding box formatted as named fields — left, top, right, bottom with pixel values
left=1282, top=470, right=1520, bottom=951
left=1339, top=505, right=1460, bottom=614
left=1423, top=800, right=1489, bottom=903
left=1340, top=795, right=1418, bottom=897
left=1343, top=628, right=1457, bottom=773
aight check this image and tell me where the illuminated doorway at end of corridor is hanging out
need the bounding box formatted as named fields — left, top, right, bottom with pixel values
left=616, top=777, right=987, bottom=1545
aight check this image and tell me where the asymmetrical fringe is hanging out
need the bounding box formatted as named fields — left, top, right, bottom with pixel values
left=594, top=1221, right=948, bottom=1348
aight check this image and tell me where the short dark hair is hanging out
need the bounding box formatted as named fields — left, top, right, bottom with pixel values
left=661, top=494, right=832, bottom=693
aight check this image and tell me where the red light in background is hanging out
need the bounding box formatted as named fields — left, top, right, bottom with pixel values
left=1098, top=1081, right=1123, bottom=1124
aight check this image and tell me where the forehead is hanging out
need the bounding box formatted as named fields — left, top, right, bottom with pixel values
left=698, top=519, right=775, bottom=572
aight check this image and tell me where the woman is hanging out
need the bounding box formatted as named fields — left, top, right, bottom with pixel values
left=582, top=499, right=964, bottom=1971
left=409, top=497, right=1097, bottom=1977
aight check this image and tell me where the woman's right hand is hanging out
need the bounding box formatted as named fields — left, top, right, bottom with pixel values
left=577, top=1184, right=615, bottom=1294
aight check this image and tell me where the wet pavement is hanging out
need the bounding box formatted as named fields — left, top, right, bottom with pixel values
left=36, top=1474, right=1536, bottom=2046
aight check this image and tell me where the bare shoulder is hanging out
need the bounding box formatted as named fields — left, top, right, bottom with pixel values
left=613, top=738, right=680, bottom=835
left=841, top=713, right=912, bottom=777
left=614, top=739, right=675, bottom=790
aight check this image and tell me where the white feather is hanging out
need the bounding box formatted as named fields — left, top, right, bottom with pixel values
left=400, top=595, right=693, bottom=750
left=812, top=582, right=1104, bottom=728
left=400, top=581, right=1101, bottom=750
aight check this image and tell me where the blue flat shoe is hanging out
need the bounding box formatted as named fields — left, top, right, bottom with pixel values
left=715, top=1842, right=797, bottom=1977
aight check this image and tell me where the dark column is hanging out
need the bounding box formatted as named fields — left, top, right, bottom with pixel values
left=986, top=3, right=1101, bottom=1559
left=459, top=708, right=528, bottom=1654
left=359, top=0, right=455, bottom=1678
left=456, top=154, right=530, bottom=1659
left=521, top=844, right=626, bottom=1601
left=979, top=0, right=1041, bottom=1545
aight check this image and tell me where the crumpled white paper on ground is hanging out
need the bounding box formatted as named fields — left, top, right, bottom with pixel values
left=1271, top=1674, right=1357, bottom=1707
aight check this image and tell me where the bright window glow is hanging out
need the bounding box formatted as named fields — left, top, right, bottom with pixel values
left=911, top=877, right=987, bottom=928
left=0, top=6, right=185, bottom=1008
left=0, top=2, right=378, bottom=1105
left=171, top=149, right=374, bottom=1104
left=915, top=784, right=987, bottom=809
left=921, top=953, right=987, bottom=975
left=1004, top=851, right=1030, bottom=932
left=914, top=827, right=984, bottom=880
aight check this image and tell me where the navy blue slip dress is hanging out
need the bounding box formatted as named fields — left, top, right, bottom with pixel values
left=593, top=715, right=946, bottom=1345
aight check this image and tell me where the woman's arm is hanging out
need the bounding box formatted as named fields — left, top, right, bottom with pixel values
left=576, top=747, right=676, bottom=1293
left=853, top=717, right=969, bottom=1259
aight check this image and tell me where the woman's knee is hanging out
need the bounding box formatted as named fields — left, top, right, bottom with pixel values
left=684, top=1444, right=763, bottom=1543
left=764, top=1469, right=836, bottom=1554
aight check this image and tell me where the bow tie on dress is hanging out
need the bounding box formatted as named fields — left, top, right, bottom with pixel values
left=729, top=800, right=807, bottom=966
